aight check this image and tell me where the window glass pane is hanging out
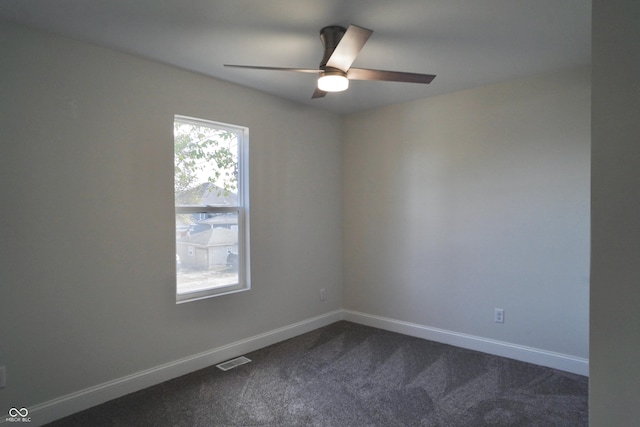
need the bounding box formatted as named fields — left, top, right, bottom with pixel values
left=174, top=115, right=248, bottom=302
left=174, top=121, right=239, bottom=207
left=176, top=211, right=239, bottom=295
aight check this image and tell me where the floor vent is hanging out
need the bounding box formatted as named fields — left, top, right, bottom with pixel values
left=216, top=356, right=252, bottom=371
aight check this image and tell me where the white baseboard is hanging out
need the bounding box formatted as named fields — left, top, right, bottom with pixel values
left=14, top=308, right=588, bottom=426
left=22, top=310, right=343, bottom=427
left=343, top=310, right=589, bottom=376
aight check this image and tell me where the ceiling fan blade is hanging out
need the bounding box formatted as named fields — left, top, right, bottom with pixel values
left=224, top=65, right=321, bottom=73
left=312, top=88, right=327, bottom=99
left=325, top=25, right=373, bottom=72
left=347, top=67, right=436, bottom=84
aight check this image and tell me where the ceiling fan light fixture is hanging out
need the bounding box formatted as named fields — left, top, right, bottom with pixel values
left=318, top=70, right=349, bottom=92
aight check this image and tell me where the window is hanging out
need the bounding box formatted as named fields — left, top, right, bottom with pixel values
left=174, top=115, right=249, bottom=303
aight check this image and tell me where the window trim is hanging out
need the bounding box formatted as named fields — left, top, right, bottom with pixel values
left=174, top=115, right=250, bottom=303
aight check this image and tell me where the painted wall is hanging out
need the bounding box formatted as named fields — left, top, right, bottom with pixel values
left=343, top=66, right=590, bottom=359
left=0, top=22, right=342, bottom=410
left=590, top=0, right=640, bottom=425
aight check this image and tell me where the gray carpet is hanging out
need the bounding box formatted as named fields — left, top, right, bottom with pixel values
left=46, top=321, right=588, bottom=426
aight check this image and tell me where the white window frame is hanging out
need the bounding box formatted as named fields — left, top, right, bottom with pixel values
left=174, top=115, right=250, bottom=303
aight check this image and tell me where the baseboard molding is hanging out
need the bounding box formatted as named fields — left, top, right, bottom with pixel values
left=14, top=308, right=587, bottom=426
left=20, top=310, right=343, bottom=427
left=343, top=310, right=589, bottom=376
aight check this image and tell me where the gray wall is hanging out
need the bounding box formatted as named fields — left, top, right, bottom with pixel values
left=590, top=0, right=640, bottom=425
left=343, top=66, right=591, bottom=358
left=0, top=22, right=343, bottom=409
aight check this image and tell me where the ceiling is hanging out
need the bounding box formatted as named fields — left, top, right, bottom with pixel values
left=0, top=0, right=591, bottom=115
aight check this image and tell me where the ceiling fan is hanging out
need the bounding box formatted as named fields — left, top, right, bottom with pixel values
left=224, top=24, right=436, bottom=99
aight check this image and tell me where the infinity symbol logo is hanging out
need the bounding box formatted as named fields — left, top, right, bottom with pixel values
left=8, top=407, right=29, bottom=417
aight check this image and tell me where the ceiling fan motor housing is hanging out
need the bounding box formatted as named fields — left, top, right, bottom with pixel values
left=319, top=25, right=347, bottom=68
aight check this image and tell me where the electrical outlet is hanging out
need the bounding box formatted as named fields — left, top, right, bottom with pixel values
left=0, top=366, right=6, bottom=388
left=494, top=308, right=505, bottom=323
left=320, top=288, right=326, bottom=301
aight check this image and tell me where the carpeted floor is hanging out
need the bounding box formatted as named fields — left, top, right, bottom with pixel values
left=46, top=321, right=588, bottom=426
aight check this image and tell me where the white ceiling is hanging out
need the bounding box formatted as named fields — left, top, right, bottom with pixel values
left=0, top=0, right=591, bottom=115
